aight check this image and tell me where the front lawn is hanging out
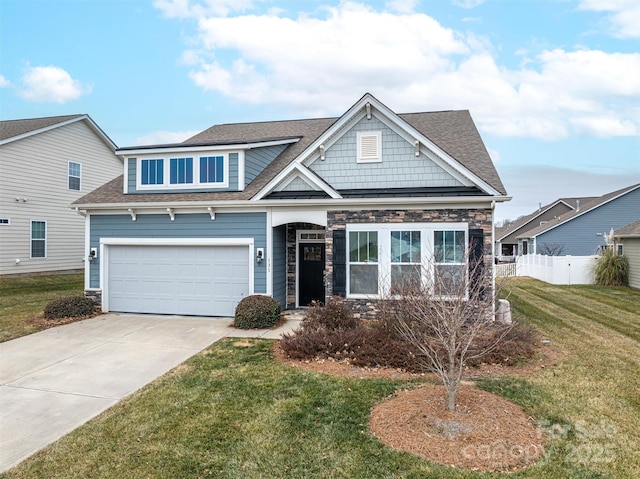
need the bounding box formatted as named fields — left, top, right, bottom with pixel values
left=2, top=278, right=639, bottom=478
left=0, top=273, right=84, bottom=342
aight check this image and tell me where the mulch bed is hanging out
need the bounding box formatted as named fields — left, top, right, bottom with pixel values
left=274, top=342, right=563, bottom=471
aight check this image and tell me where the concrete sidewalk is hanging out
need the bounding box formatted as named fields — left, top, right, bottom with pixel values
left=0, top=313, right=301, bottom=473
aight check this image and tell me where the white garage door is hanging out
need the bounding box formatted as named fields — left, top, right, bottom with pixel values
left=107, top=245, right=250, bottom=316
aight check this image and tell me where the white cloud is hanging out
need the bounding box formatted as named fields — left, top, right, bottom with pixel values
left=158, top=1, right=640, bottom=141
left=154, top=0, right=262, bottom=18
left=385, top=0, right=420, bottom=14
left=452, top=0, right=486, bottom=8
left=135, top=130, right=201, bottom=145
left=0, top=74, right=10, bottom=88
left=578, top=0, right=640, bottom=38
left=18, top=66, right=91, bottom=103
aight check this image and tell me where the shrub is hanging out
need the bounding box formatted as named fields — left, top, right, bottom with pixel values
left=234, top=295, right=281, bottom=329
left=44, top=296, right=95, bottom=319
left=467, top=321, right=540, bottom=367
left=594, top=248, right=629, bottom=286
left=302, top=297, right=360, bottom=331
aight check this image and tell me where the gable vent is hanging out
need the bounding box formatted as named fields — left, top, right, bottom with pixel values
left=357, top=131, right=381, bottom=163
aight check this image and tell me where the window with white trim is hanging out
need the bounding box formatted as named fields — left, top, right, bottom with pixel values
left=137, top=154, right=228, bottom=189
left=141, top=159, right=164, bottom=185
left=390, top=230, right=421, bottom=293
left=348, top=231, right=379, bottom=294
left=200, top=156, right=224, bottom=184
left=434, top=230, right=466, bottom=296
left=617, top=244, right=624, bottom=256
left=31, top=220, right=46, bottom=258
left=346, top=224, right=468, bottom=298
left=0, top=218, right=9, bottom=225
left=357, top=131, right=382, bottom=163
left=170, top=157, right=193, bottom=184
left=68, top=162, right=81, bottom=191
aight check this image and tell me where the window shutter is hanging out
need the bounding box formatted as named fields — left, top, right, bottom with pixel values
left=333, top=230, right=346, bottom=297
left=468, top=228, right=485, bottom=297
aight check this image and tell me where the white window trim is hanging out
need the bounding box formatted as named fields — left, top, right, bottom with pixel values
left=346, top=223, right=468, bottom=299
left=356, top=131, right=382, bottom=163
left=68, top=161, right=82, bottom=191
left=30, top=219, right=47, bottom=259
left=135, top=153, right=230, bottom=191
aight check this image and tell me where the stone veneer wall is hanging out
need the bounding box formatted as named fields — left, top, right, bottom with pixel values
left=325, top=208, right=493, bottom=319
left=286, top=222, right=326, bottom=309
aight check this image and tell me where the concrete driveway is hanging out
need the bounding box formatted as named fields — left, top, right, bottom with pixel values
left=0, top=313, right=300, bottom=473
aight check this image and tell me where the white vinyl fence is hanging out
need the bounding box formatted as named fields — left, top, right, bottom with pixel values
left=496, top=254, right=597, bottom=285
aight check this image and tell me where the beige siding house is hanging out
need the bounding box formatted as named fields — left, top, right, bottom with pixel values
left=614, top=220, right=640, bottom=289
left=0, top=115, right=122, bottom=276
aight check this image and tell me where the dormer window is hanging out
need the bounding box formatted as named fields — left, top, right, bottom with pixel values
left=136, top=154, right=229, bottom=190
left=170, top=158, right=193, bottom=184
left=357, top=131, right=382, bottom=163
left=141, top=159, right=164, bottom=185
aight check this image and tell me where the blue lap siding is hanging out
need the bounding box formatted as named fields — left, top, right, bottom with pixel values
left=89, top=212, right=267, bottom=292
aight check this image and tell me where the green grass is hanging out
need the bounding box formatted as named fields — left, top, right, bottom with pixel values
left=0, top=273, right=84, bottom=342
left=2, top=278, right=639, bottom=478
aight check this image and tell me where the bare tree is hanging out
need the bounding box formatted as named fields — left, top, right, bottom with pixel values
left=537, top=242, right=565, bottom=256
left=386, top=248, right=511, bottom=412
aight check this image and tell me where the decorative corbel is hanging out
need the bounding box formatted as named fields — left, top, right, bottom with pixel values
left=207, top=207, right=216, bottom=220
left=319, top=145, right=325, bottom=161
left=167, top=208, right=175, bottom=221
left=128, top=208, right=137, bottom=221
left=366, top=102, right=371, bottom=120
left=414, top=139, right=420, bottom=157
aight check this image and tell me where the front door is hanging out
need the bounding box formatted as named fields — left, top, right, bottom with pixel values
left=298, top=243, right=325, bottom=306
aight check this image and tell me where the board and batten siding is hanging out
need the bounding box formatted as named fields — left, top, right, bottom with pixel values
left=621, top=238, right=640, bottom=289
left=272, top=225, right=287, bottom=307
left=535, top=188, right=640, bottom=256
left=307, top=116, right=463, bottom=190
left=126, top=153, right=240, bottom=193
left=0, top=120, right=122, bottom=275
left=88, top=212, right=267, bottom=293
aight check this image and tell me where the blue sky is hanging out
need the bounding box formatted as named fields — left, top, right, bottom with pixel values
left=1, top=0, right=638, bottom=221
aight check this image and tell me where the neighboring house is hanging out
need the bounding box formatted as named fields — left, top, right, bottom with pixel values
left=73, top=93, right=509, bottom=318
left=517, top=183, right=640, bottom=256
left=614, top=220, right=640, bottom=289
left=495, top=197, right=594, bottom=257
left=0, top=115, right=122, bottom=276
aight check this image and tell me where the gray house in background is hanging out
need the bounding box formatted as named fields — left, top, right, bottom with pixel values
left=495, top=197, right=593, bottom=257
left=73, top=93, right=509, bottom=318
left=614, top=220, right=640, bottom=289
left=517, top=183, right=640, bottom=256
left=0, top=115, right=122, bottom=276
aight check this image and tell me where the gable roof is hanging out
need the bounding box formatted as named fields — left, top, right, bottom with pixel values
left=496, top=196, right=595, bottom=241
left=74, top=94, right=506, bottom=207
left=517, top=183, right=640, bottom=239
left=0, top=114, right=118, bottom=150
left=614, top=219, right=640, bottom=238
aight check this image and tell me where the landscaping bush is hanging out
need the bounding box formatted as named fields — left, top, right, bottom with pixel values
left=594, top=248, right=629, bottom=286
left=302, top=297, right=360, bottom=331
left=467, top=321, right=540, bottom=367
left=280, top=301, right=541, bottom=373
left=43, top=296, right=96, bottom=319
left=234, top=295, right=281, bottom=329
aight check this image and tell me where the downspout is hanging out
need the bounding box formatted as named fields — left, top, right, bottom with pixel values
left=491, top=200, right=496, bottom=320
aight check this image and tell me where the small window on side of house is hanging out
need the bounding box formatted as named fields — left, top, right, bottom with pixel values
left=68, top=162, right=81, bottom=191
left=617, top=244, right=624, bottom=256
left=31, top=220, right=46, bottom=258
left=0, top=218, right=10, bottom=225
left=357, top=131, right=382, bottom=163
